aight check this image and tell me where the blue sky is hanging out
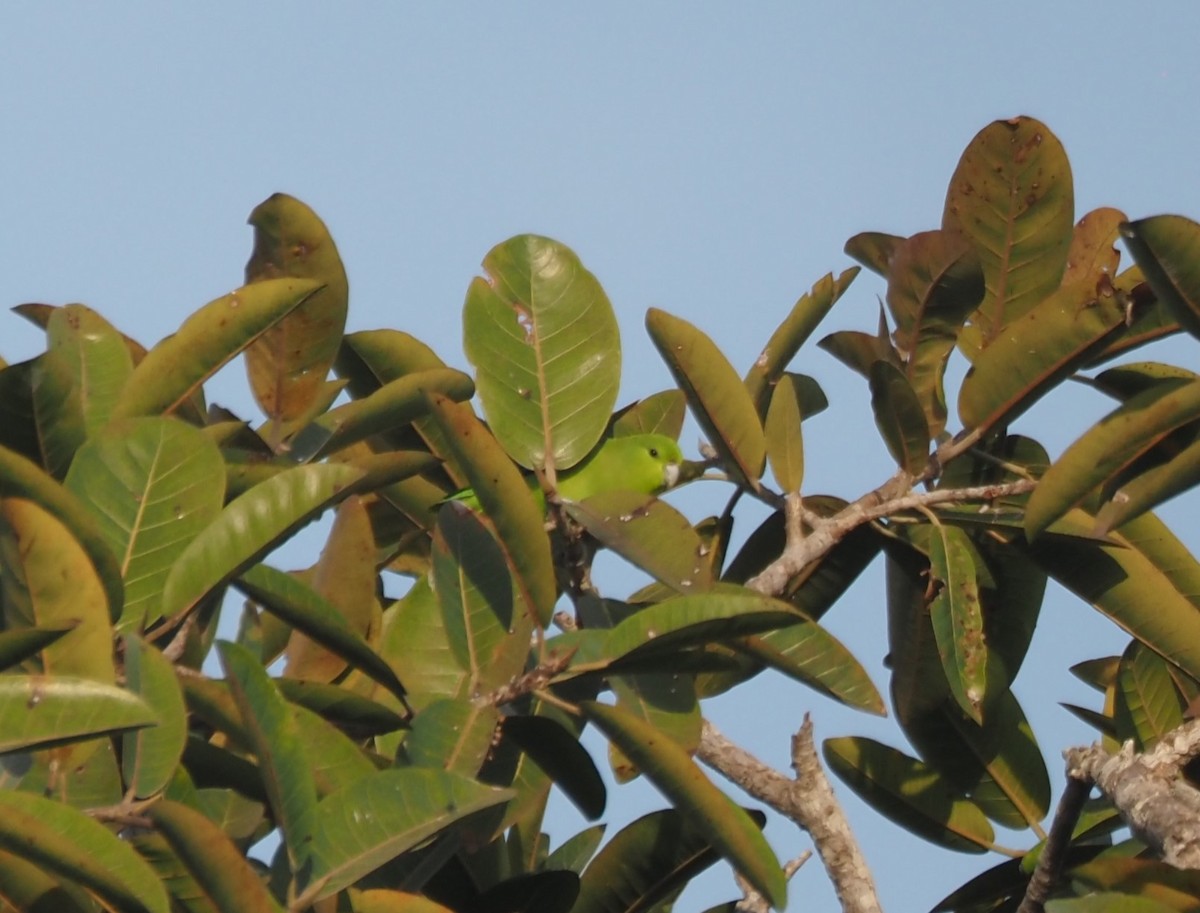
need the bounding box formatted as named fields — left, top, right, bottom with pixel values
left=5, top=4, right=1200, bottom=910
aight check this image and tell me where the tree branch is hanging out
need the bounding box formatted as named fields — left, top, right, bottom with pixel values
left=1017, top=775, right=1090, bottom=913
left=1067, top=721, right=1200, bottom=869
left=698, top=717, right=882, bottom=913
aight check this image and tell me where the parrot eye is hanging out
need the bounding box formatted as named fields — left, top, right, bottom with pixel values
left=649, top=448, right=659, bottom=458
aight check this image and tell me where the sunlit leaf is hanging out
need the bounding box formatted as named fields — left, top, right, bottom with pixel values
left=464, top=234, right=621, bottom=472
left=647, top=308, right=766, bottom=490
left=1113, top=641, right=1183, bottom=751
left=611, top=389, right=687, bottom=440
left=943, top=116, right=1074, bottom=347
left=928, top=524, right=987, bottom=722
left=764, top=374, right=804, bottom=493
left=113, top=278, right=321, bottom=420
left=122, top=635, right=187, bottom=798
left=0, top=676, right=155, bottom=754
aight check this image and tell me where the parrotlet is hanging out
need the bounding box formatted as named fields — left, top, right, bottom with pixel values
left=447, top=433, right=684, bottom=510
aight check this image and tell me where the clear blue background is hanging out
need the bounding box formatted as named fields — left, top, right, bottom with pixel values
left=4, top=4, right=1200, bottom=910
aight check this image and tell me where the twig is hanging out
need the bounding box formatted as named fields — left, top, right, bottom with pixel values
left=485, top=650, right=576, bottom=708
left=1017, top=776, right=1090, bottom=913
left=698, top=717, right=882, bottom=913
left=734, top=852, right=811, bottom=913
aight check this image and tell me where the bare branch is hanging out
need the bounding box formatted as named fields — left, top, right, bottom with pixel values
left=698, top=717, right=882, bottom=913
left=1067, top=721, right=1200, bottom=869
left=734, top=852, right=811, bottom=913
left=1017, top=776, right=1091, bottom=913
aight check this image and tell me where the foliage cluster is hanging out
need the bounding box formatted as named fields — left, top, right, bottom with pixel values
left=4, top=116, right=1200, bottom=912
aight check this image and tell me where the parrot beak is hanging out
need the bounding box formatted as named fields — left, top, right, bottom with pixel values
left=663, top=463, right=681, bottom=490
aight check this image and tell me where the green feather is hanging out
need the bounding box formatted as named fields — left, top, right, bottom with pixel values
left=444, top=433, right=684, bottom=511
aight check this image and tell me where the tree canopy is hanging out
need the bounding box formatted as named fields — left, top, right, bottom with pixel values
left=4, top=115, right=1200, bottom=913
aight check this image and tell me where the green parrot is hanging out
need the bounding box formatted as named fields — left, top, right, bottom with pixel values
left=446, top=433, right=685, bottom=511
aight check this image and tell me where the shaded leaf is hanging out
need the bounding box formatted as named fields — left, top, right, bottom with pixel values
left=844, top=231, right=904, bottom=276
left=647, top=308, right=766, bottom=490
left=0, top=788, right=169, bottom=913
left=823, top=736, right=993, bottom=853
left=309, top=768, right=514, bottom=899
left=122, top=635, right=188, bottom=798
left=503, top=715, right=606, bottom=821
left=582, top=702, right=785, bottom=907
left=868, top=360, right=929, bottom=475
left=148, top=799, right=284, bottom=913
left=1120, top=214, right=1200, bottom=342
left=464, top=234, right=621, bottom=471
left=0, top=624, right=73, bottom=673
left=1113, top=641, right=1183, bottom=751
left=928, top=524, right=987, bottom=722
left=244, top=193, right=349, bottom=425
left=565, top=492, right=713, bottom=594
left=744, top=267, right=858, bottom=415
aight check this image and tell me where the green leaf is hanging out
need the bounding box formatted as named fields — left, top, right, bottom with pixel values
left=1068, top=856, right=1200, bottom=912
left=844, top=231, right=903, bottom=276
left=218, top=641, right=318, bottom=879
left=503, top=715, right=606, bottom=821
left=244, top=193, right=349, bottom=425
left=544, top=824, right=606, bottom=875
left=66, top=416, right=225, bottom=630
left=0, top=497, right=115, bottom=683
left=647, top=308, right=766, bottom=490
left=309, top=768, right=513, bottom=899
left=148, top=799, right=285, bottom=913
left=942, top=116, right=1074, bottom=346
left=823, top=736, right=994, bottom=853
left=122, top=635, right=188, bottom=797
left=818, top=328, right=900, bottom=379
left=884, top=230, right=984, bottom=435
left=0, top=847, right=96, bottom=913
left=764, top=374, right=804, bottom=493
left=1046, top=894, right=1178, bottom=913
left=1027, top=509, right=1200, bottom=682
left=744, top=268, right=858, bottom=416
left=160, top=462, right=364, bottom=626
left=1093, top=434, right=1200, bottom=535
left=112, top=277, right=321, bottom=419
left=1120, top=214, right=1200, bottom=342
left=274, top=679, right=408, bottom=737
left=463, top=234, right=621, bottom=471
left=0, top=624, right=73, bottom=672
left=0, top=791, right=168, bottom=913
left=1113, top=641, right=1183, bottom=751
left=602, top=588, right=804, bottom=667
left=611, top=389, right=687, bottom=440
left=431, top=505, right=532, bottom=694
left=564, top=492, right=714, bottom=594
left=403, top=698, right=500, bottom=777
left=45, top=303, right=134, bottom=436
left=236, top=563, right=409, bottom=709
left=928, top=525, right=987, bottom=723
left=581, top=702, right=785, bottom=908
left=298, top=367, right=475, bottom=460
left=868, top=360, right=930, bottom=476
left=0, top=675, right=156, bottom=753
left=31, top=350, right=85, bottom=478
left=376, top=576, right=468, bottom=715
left=957, top=215, right=1128, bottom=435
left=1025, top=378, right=1200, bottom=539
left=0, top=359, right=39, bottom=463
left=608, top=671, right=700, bottom=783
left=423, top=394, right=556, bottom=627
left=573, top=808, right=763, bottom=913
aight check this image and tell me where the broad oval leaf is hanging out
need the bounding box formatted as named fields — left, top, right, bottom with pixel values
left=647, top=308, right=766, bottom=490
left=0, top=625, right=73, bottom=673
left=564, top=492, right=714, bottom=594
left=66, top=416, right=225, bottom=630
left=942, top=116, right=1074, bottom=346
left=112, top=277, right=321, bottom=420
left=844, top=231, right=904, bottom=276
left=1120, top=214, right=1200, bottom=341
left=464, top=234, right=621, bottom=471
left=612, top=389, right=687, bottom=440
left=928, top=525, right=987, bottom=723
left=160, top=462, right=364, bottom=626
left=823, top=736, right=993, bottom=853
left=309, top=768, right=514, bottom=899
left=148, top=799, right=284, bottom=913
left=45, top=303, right=134, bottom=436
left=1113, top=640, right=1184, bottom=751
left=244, top=193, right=349, bottom=424
left=581, top=701, right=785, bottom=908
left=403, top=698, right=500, bottom=777
left=0, top=789, right=169, bottom=913
left=0, top=675, right=156, bottom=754
left=503, top=714, right=607, bottom=820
